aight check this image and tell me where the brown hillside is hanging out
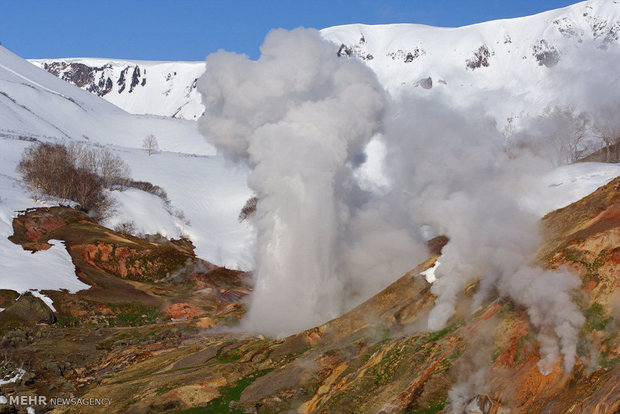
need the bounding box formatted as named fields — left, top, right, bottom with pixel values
left=0, top=176, right=618, bottom=413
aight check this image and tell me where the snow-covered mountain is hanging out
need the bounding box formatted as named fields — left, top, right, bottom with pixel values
left=31, top=0, right=619, bottom=126
left=322, top=0, right=619, bottom=89
left=322, top=0, right=620, bottom=126
left=29, top=58, right=205, bottom=119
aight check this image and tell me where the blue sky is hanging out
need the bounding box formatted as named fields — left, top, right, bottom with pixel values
left=1, top=0, right=580, bottom=61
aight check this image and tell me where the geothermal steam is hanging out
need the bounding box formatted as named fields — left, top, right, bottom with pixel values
left=383, top=98, right=584, bottom=373
left=198, top=28, right=392, bottom=335
left=198, top=28, right=587, bottom=376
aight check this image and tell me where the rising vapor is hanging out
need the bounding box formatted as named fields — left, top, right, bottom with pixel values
left=198, top=28, right=390, bottom=335
left=382, top=97, right=584, bottom=374
left=198, top=28, right=589, bottom=376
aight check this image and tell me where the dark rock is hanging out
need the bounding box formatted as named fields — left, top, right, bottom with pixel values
left=42, top=360, right=62, bottom=376
left=416, top=77, right=433, bottom=89
left=337, top=44, right=353, bottom=57
left=18, top=371, right=36, bottom=385
left=0, top=402, right=18, bottom=414
left=4, top=292, right=56, bottom=324
left=532, top=39, right=561, bottom=67
left=129, top=66, right=141, bottom=93
left=466, top=45, right=491, bottom=70
left=427, top=235, right=449, bottom=256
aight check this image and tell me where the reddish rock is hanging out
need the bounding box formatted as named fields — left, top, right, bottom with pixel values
left=166, top=303, right=202, bottom=321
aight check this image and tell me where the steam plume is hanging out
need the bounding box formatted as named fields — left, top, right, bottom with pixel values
left=382, top=96, right=584, bottom=373
left=198, top=28, right=389, bottom=335
left=198, top=28, right=591, bottom=374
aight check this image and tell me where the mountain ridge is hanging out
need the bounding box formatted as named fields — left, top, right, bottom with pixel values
left=29, top=0, right=619, bottom=126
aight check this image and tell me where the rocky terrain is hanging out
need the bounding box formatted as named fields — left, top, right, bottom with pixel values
left=0, top=2, right=617, bottom=412
left=29, top=59, right=205, bottom=120
left=0, top=177, right=618, bottom=413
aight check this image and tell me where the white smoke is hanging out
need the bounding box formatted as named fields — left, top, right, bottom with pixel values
left=198, top=28, right=416, bottom=336
left=381, top=96, right=585, bottom=373
left=196, top=28, right=598, bottom=373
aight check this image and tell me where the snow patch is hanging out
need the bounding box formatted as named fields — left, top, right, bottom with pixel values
left=422, top=259, right=440, bottom=283
left=0, top=368, right=25, bottom=385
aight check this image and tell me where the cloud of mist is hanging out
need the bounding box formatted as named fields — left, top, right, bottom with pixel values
left=195, top=28, right=613, bottom=378
left=198, top=28, right=427, bottom=336
left=381, top=95, right=585, bottom=373
left=505, top=44, right=620, bottom=163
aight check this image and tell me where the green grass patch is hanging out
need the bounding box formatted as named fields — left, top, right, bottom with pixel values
left=55, top=315, right=81, bottom=328
left=368, top=337, right=425, bottom=386
left=599, top=356, right=620, bottom=370
left=177, top=369, right=273, bottom=414
left=582, top=272, right=601, bottom=287
left=408, top=398, right=448, bottom=414
left=216, top=343, right=244, bottom=363
left=107, top=303, right=161, bottom=327
left=562, top=247, right=586, bottom=264
left=514, top=332, right=535, bottom=363
left=562, top=247, right=607, bottom=275
left=584, top=302, right=611, bottom=332
left=424, top=322, right=460, bottom=344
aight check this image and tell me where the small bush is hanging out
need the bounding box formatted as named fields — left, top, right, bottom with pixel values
left=114, top=221, right=138, bottom=236
left=239, top=196, right=258, bottom=222
left=127, top=180, right=169, bottom=203
left=17, top=142, right=130, bottom=221
left=68, top=143, right=131, bottom=190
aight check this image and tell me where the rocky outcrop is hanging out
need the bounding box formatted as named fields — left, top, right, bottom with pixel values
left=2, top=292, right=56, bottom=324
left=7, top=207, right=251, bottom=328
left=531, top=39, right=561, bottom=67
left=31, top=59, right=206, bottom=119
left=466, top=44, right=492, bottom=70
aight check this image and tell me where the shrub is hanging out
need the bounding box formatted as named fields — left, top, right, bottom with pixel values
left=68, top=143, right=131, bottom=190
left=17, top=142, right=129, bottom=220
left=238, top=196, right=258, bottom=222
left=113, top=221, right=138, bottom=236
left=126, top=180, right=169, bottom=203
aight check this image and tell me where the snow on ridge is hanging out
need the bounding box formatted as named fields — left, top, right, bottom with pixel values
left=29, top=0, right=619, bottom=126
left=29, top=57, right=206, bottom=120
left=30, top=57, right=205, bottom=66
left=320, top=0, right=619, bottom=132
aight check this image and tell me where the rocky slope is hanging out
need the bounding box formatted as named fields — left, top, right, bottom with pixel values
left=0, top=177, right=618, bottom=413
left=29, top=59, right=205, bottom=120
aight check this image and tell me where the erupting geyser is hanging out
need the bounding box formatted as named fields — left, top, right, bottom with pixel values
left=198, top=28, right=387, bottom=335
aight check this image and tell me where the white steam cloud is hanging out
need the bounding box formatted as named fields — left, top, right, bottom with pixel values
left=198, top=28, right=420, bottom=336
left=197, top=28, right=601, bottom=375
left=382, top=97, right=584, bottom=373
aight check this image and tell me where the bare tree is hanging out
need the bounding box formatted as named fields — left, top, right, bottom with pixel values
left=143, top=134, right=159, bottom=156
left=589, top=100, right=620, bottom=162
left=98, top=149, right=131, bottom=190
left=510, top=106, right=591, bottom=165
left=593, top=123, right=620, bottom=163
